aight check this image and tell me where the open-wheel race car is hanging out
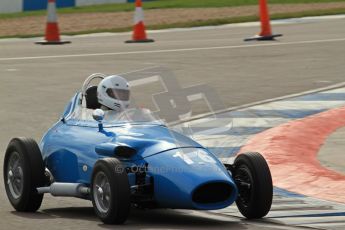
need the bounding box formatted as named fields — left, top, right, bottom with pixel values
left=3, top=73, right=273, bottom=224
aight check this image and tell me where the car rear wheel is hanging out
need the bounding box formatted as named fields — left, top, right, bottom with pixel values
left=234, top=152, right=273, bottom=219
left=91, top=158, right=130, bottom=224
left=3, top=137, right=45, bottom=212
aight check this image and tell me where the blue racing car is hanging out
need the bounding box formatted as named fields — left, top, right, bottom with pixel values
left=3, top=74, right=273, bottom=224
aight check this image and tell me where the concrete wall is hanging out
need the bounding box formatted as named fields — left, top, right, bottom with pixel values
left=76, top=0, right=126, bottom=7
left=0, top=0, right=142, bottom=13
left=0, top=0, right=22, bottom=13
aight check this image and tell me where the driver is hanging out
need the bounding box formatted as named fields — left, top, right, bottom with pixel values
left=97, top=75, right=130, bottom=113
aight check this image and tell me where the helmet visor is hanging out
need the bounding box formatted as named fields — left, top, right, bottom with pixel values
left=106, top=88, right=130, bottom=101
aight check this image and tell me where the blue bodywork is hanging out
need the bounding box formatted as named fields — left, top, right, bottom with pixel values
left=40, top=93, right=238, bottom=210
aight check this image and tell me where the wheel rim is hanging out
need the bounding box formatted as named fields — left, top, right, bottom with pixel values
left=7, top=151, right=24, bottom=199
left=235, top=166, right=252, bottom=208
left=93, top=171, right=111, bottom=214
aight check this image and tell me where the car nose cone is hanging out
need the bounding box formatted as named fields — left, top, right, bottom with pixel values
left=144, top=148, right=238, bottom=210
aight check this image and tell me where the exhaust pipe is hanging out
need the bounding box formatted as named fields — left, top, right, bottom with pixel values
left=37, top=183, right=90, bottom=198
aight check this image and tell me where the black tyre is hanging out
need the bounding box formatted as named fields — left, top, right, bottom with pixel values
left=3, top=137, right=45, bottom=212
left=91, top=158, right=130, bottom=224
left=233, top=152, right=273, bottom=219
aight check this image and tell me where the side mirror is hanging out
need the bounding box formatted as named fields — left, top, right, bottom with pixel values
left=92, top=109, right=105, bottom=131
left=92, top=109, right=105, bottom=122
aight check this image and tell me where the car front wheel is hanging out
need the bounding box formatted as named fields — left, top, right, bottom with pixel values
left=233, top=152, right=273, bottom=219
left=3, top=137, right=45, bottom=212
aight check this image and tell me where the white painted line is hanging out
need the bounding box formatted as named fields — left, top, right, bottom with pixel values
left=183, top=117, right=291, bottom=128
left=300, top=14, right=345, bottom=21
left=1, top=37, right=345, bottom=62
left=193, top=135, right=250, bottom=148
left=231, top=117, right=291, bottom=127
left=305, top=222, right=345, bottom=228
left=320, top=87, right=345, bottom=94
left=252, top=100, right=345, bottom=110
left=180, top=117, right=231, bottom=127
left=191, top=126, right=233, bottom=136
left=278, top=216, right=345, bottom=225
left=172, top=83, right=345, bottom=126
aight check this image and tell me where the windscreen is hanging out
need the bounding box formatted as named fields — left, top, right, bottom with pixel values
left=104, top=108, right=161, bottom=123
left=69, top=106, right=162, bottom=125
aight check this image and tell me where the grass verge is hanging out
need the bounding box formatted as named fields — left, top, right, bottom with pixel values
left=1, top=0, right=345, bottom=19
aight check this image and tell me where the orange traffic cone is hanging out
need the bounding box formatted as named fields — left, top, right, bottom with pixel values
left=36, top=0, right=70, bottom=45
left=244, top=0, right=282, bottom=41
left=126, top=0, right=154, bottom=43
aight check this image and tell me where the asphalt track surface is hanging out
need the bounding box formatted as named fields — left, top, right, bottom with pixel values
left=0, top=15, right=345, bottom=229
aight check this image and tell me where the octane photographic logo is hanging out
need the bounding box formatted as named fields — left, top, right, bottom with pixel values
left=115, top=148, right=226, bottom=174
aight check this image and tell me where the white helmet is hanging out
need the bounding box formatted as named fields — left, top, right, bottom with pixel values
left=97, top=75, right=130, bottom=112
